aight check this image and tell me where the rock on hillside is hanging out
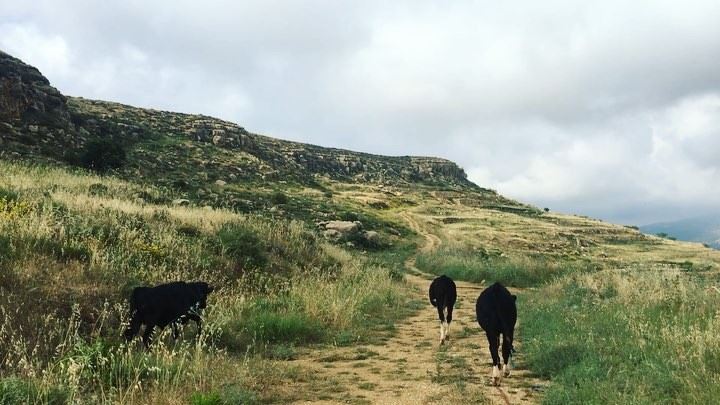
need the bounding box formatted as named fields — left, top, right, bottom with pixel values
left=0, top=50, right=476, bottom=189
left=0, top=50, right=80, bottom=157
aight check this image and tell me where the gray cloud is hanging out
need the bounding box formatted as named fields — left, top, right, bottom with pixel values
left=2, top=0, right=720, bottom=225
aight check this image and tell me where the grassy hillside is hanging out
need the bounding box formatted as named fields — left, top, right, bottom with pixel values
left=0, top=160, right=415, bottom=403
left=4, top=50, right=720, bottom=404
left=405, top=199, right=720, bottom=404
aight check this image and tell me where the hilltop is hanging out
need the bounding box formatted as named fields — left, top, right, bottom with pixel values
left=0, top=50, right=476, bottom=190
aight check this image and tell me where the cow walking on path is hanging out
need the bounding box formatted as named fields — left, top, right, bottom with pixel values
left=429, top=275, right=457, bottom=345
left=124, top=281, right=214, bottom=348
left=476, top=282, right=517, bottom=386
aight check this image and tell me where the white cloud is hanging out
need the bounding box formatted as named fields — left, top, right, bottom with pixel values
left=2, top=0, right=720, bottom=224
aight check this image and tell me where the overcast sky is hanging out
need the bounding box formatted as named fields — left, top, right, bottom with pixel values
left=2, top=1, right=719, bottom=225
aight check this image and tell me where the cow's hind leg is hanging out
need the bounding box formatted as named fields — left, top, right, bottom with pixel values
left=502, top=332, right=514, bottom=377
left=485, top=331, right=501, bottom=386
left=437, top=305, right=446, bottom=344
left=172, top=322, right=181, bottom=340
left=142, top=324, right=156, bottom=349
left=445, top=305, right=454, bottom=341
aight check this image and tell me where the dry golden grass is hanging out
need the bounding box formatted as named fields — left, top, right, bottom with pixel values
left=0, top=161, right=410, bottom=404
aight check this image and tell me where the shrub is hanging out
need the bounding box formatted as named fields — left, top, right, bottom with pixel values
left=270, top=191, right=289, bottom=205
left=79, top=138, right=126, bottom=172
left=177, top=224, right=202, bottom=237
left=217, top=222, right=267, bottom=270
left=0, top=188, right=18, bottom=202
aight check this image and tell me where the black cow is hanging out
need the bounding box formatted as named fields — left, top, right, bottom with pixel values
left=429, top=275, right=457, bottom=345
left=476, top=282, right=517, bottom=386
left=124, top=281, right=214, bottom=348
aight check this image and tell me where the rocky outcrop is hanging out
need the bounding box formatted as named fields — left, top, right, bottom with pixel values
left=0, top=51, right=83, bottom=159
left=0, top=50, right=478, bottom=190
left=0, top=51, right=70, bottom=127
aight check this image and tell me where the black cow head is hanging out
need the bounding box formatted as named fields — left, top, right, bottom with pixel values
left=192, top=282, right=215, bottom=309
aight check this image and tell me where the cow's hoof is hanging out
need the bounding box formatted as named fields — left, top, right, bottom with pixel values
left=491, top=365, right=501, bottom=386
left=503, top=364, right=511, bottom=377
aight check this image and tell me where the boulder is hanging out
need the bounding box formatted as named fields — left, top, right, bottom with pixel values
left=322, top=220, right=362, bottom=235
left=323, top=229, right=342, bottom=240
left=172, top=198, right=190, bottom=206
left=361, top=230, right=380, bottom=243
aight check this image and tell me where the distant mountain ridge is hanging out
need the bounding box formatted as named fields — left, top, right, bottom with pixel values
left=0, top=50, right=477, bottom=190
left=641, top=214, right=720, bottom=249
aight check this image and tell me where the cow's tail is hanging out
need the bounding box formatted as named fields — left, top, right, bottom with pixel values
left=499, top=319, right=515, bottom=354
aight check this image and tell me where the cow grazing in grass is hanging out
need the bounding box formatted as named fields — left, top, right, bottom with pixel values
left=124, top=281, right=214, bottom=348
left=476, top=282, right=517, bottom=386
left=429, top=275, right=457, bottom=345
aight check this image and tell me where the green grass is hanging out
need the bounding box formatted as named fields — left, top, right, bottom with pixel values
left=521, top=268, right=720, bottom=404
left=415, top=248, right=595, bottom=287
left=0, top=378, right=68, bottom=405
left=0, top=160, right=411, bottom=404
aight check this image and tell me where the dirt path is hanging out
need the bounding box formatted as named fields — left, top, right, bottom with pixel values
left=291, top=212, right=544, bottom=404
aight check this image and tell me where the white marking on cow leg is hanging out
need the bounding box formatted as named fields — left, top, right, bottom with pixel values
left=492, top=365, right=501, bottom=386
left=439, top=322, right=445, bottom=344
left=445, top=322, right=450, bottom=339
left=503, top=363, right=511, bottom=377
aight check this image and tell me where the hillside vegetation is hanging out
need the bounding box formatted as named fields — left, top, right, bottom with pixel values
left=406, top=201, right=720, bottom=403
left=3, top=50, right=720, bottom=404
left=0, top=160, right=414, bottom=403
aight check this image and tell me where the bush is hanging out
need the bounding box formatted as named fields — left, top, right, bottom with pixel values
left=79, top=138, right=126, bottom=172
left=0, top=188, right=18, bottom=202
left=270, top=191, right=289, bottom=205
left=217, top=222, right=267, bottom=270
